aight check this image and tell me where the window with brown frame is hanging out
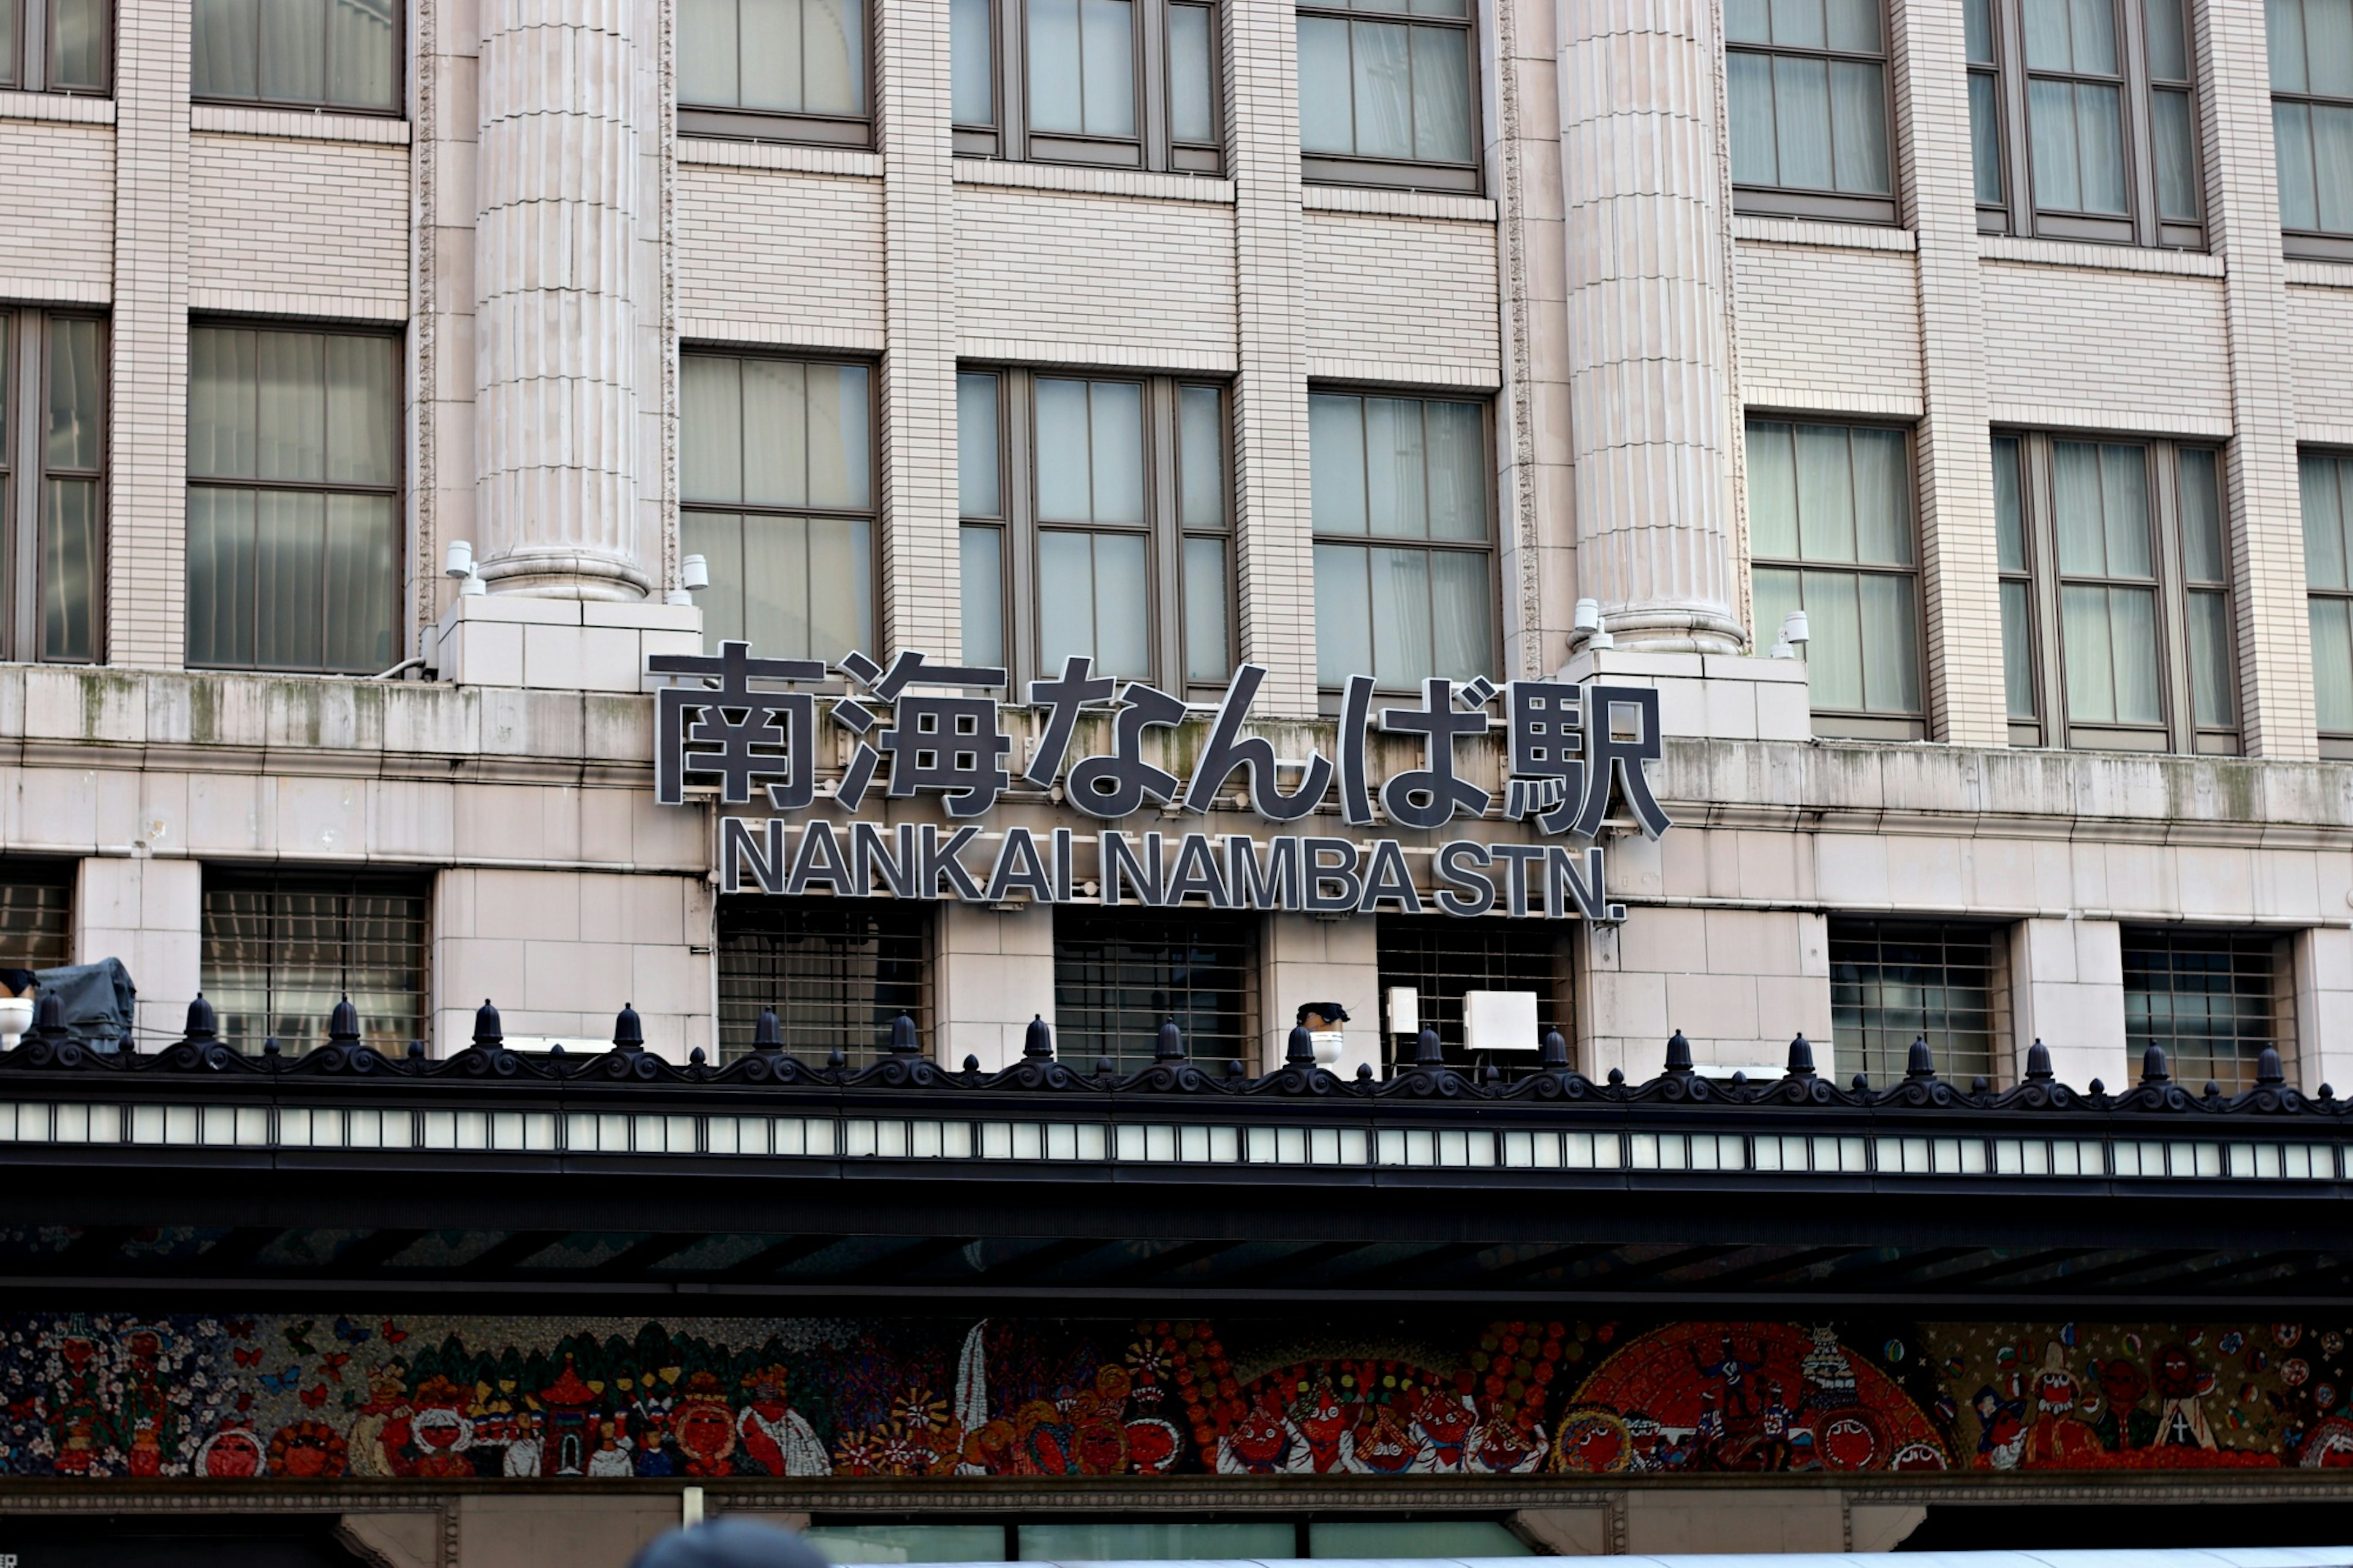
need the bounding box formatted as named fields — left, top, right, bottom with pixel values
left=186, top=323, right=403, bottom=675
left=1294, top=0, right=1477, bottom=191
left=717, top=896, right=931, bottom=1066
left=1966, top=0, right=2204, bottom=249
left=682, top=350, right=877, bottom=660
left=1053, top=906, right=1256, bottom=1074
left=2298, top=449, right=2353, bottom=757
left=1308, top=388, right=1495, bottom=690
left=1746, top=418, right=1923, bottom=739
left=953, top=0, right=1221, bottom=174
left=192, top=0, right=398, bottom=112
left=1992, top=431, right=2237, bottom=754
left=0, top=859, right=73, bottom=975
left=958, top=367, right=1232, bottom=695
left=2270, top=0, right=2353, bottom=258
left=1, top=309, right=105, bottom=665
left=1830, top=918, right=2006, bottom=1088
left=679, top=0, right=870, bottom=145
left=200, top=868, right=430, bottom=1057
left=1374, top=914, right=1571, bottom=1075
left=2, top=0, right=107, bottom=91
left=1726, top=0, right=1895, bottom=224
left=2123, top=926, right=2294, bottom=1094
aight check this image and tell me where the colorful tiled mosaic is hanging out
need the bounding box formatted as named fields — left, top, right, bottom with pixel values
left=0, top=1313, right=2346, bottom=1479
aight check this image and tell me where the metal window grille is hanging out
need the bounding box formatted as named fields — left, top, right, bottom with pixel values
left=1375, top=913, right=1570, bottom=1073
left=716, top=897, right=931, bottom=1065
left=2123, top=927, right=2290, bottom=1093
left=0, top=860, right=72, bottom=972
left=1830, top=918, right=2003, bottom=1087
left=200, top=872, right=429, bottom=1055
left=1052, top=907, right=1256, bottom=1073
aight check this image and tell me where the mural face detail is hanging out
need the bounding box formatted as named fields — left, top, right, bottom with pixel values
left=0, top=1313, right=2340, bottom=1480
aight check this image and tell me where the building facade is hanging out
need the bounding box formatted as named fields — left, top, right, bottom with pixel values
left=5, top=0, right=2353, bottom=1561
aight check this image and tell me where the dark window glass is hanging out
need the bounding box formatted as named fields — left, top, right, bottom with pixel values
left=2303, top=450, right=2353, bottom=749
left=200, top=870, right=428, bottom=1056
left=1053, top=906, right=1254, bottom=1072
left=1725, top=0, right=1894, bottom=222
left=2272, top=0, right=2353, bottom=252
left=1829, top=918, right=2001, bottom=1087
left=716, top=897, right=930, bottom=1064
left=1971, top=0, right=2203, bottom=248
left=2123, top=926, right=2289, bottom=1093
left=2, top=0, right=110, bottom=91
left=679, top=0, right=869, bottom=145
left=192, top=0, right=398, bottom=111
left=186, top=325, right=402, bottom=674
left=0, top=860, right=74, bottom=972
left=955, top=0, right=1222, bottom=174
left=1374, top=913, right=1570, bottom=1074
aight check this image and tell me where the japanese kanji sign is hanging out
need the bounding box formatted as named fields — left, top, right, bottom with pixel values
left=648, top=645, right=1673, bottom=923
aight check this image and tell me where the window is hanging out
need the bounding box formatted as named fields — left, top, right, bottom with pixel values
left=682, top=352, right=875, bottom=659
left=2123, top=926, right=2291, bottom=1093
left=0, top=860, right=73, bottom=973
left=1375, top=914, right=1571, bottom=1075
left=200, top=870, right=428, bottom=1056
left=1309, top=390, right=1493, bottom=689
left=2272, top=0, right=2353, bottom=256
left=953, top=0, right=1221, bottom=173
left=1053, top=906, right=1254, bottom=1072
left=716, top=898, right=930, bottom=1066
left=1829, top=919, right=2003, bottom=1088
left=1725, top=0, right=1894, bottom=222
left=192, top=0, right=398, bottom=112
left=2300, top=451, right=2353, bottom=754
left=2, top=0, right=108, bottom=91
left=1966, top=0, right=2203, bottom=248
left=1991, top=432, right=2236, bottom=753
left=1, top=310, right=104, bottom=664
left=958, top=368, right=1231, bottom=691
left=1295, top=0, right=1477, bottom=191
left=186, top=325, right=402, bottom=674
left=1746, top=420, right=1922, bottom=738
left=679, top=0, right=867, bottom=144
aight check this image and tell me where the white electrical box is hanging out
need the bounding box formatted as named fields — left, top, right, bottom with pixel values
left=1386, top=986, right=1419, bottom=1037
left=1463, top=990, right=1539, bottom=1051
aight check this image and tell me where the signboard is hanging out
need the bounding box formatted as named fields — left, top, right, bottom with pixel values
left=647, top=646, right=1671, bottom=923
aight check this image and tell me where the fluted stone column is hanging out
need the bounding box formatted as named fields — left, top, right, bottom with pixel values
left=472, top=0, right=650, bottom=599
left=1558, top=1, right=1744, bottom=651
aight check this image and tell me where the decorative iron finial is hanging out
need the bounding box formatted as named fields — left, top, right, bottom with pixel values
left=1159, top=1019, right=1189, bottom=1062
left=1906, top=1035, right=1937, bottom=1081
left=329, top=994, right=362, bottom=1045
left=1024, top=1015, right=1054, bottom=1061
left=1539, top=1029, right=1570, bottom=1067
left=752, top=1009, right=783, bottom=1051
left=473, top=999, right=504, bottom=1048
left=1664, top=1030, right=1694, bottom=1075
left=890, top=1012, right=920, bottom=1056
left=184, top=993, right=219, bottom=1042
left=2025, top=1039, right=2053, bottom=1081
left=1414, top=1026, right=1443, bottom=1066
left=2140, top=1044, right=2170, bottom=1086
left=612, top=1004, right=643, bottom=1050
left=1784, top=1033, right=1816, bottom=1078
left=1286, top=1025, right=1315, bottom=1066
left=2257, top=1046, right=2286, bottom=1086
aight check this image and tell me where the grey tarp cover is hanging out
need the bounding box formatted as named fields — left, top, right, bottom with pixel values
left=33, top=957, right=137, bottom=1050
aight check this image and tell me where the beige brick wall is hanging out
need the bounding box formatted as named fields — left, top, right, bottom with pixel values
left=0, top=121, right=115, bottom=301
left=188, top=132, right=410, bottom=317
left=1302, top=209, right=1501, bottom=388
left=1980, top=257, right=2234, bottom=435
left=676, top=166, right=886, bottom=352
left=2289, top=280, right=2353, bottom=447
left=1733, top=235, right=1921, bottom=417
left=954, top=184, right=1238, bottom=371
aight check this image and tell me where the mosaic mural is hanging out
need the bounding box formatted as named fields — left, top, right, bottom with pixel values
left=0, top=1312, right=2344, bottom=1479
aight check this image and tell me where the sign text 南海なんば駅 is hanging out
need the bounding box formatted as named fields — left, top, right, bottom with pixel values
left=648, top=646, right=1669, bottom=922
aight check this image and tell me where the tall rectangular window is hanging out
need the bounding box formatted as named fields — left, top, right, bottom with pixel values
left=2123, top=926, right=2291, bottom=1093
left=2, top=311, right=105, bottom=664
left=682, top=352, right=874, bottom=660
left=193, top=0, right=398, bottom=112
left=1053, top=906, right=1255, bottom=1073
left=679, top=0, right=868, bottom=145
left=186, top=324, right=401, bottom=675
left=200, top=869, right=428, bottom=1056
left=2300, top=450, right=2353, bottom=753
left=959, top=368, right=1230, bottom=692
left=2, top=0, right=109, bottom=91
left=0, top=860, right=74, bottom=974
left=1296, top=0, right=1477, bottom=191
left=1375, top=914, right=1571, bottom=1075
left=1746, top=419, right=1922, bottom=738
left=1725, top=0, right=1894, bottom=222
left=716, top=897, right=930, bottom=1066
left=1994, top=431, right=2236, bottom=753
left=1310, top=390, right=1493, bottom=689
left=1969, top=0, right=2203, bottom=248
left=2272, top=0, right=2353, bottom=256
left=954, top=0, right=1221, bottom=173
left=1830, top=918, right=2003, bottom=1088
